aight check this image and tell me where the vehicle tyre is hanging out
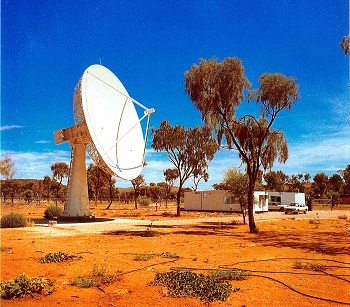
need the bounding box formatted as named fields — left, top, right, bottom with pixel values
left=304, top=210, right=307, bottom=214
left=285, top=212, right=288, bottom=214
left=279, top=208, right=284, bottom=212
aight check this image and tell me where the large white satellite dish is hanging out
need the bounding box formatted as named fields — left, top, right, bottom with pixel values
left=54, top=64, right=155, bottom=221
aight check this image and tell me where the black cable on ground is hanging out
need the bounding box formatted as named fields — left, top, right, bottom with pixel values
left=168, top=257, right=350, bottom=305
left=221, top=257, right=350, bottom=267
left=116, top=258, right=179, bottom=277
left=249, top=273, right=350, bottom=305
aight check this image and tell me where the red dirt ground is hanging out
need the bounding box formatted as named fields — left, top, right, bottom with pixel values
left=1, top=201, right=350, bottom=306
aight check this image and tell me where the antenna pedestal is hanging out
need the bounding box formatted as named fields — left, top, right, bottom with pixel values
left=59, top=142, right=93, bottom=222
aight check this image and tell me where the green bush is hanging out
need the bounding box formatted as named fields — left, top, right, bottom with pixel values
left=149, top=270, right=238, bottom=302
left=293, top=261, right=326, bottom=272
left=0, top=273, right=54, bottom=299
left=0, top=213, right=27, bottom=228
left=133, top=254, right=154, bottom=261
left=138, top=196, right=151, bottom=206
left=70, top=264, right=116, bottom=288
left=158, top=252, right=179, bottom=259
left=39, top=252, right=68, bottom=263
left=44, top=205, right=63, bottom=219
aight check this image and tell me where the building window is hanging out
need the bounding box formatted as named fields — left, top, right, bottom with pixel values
left=224, top=196, right=234, bottom=204
left=271, top=196, right=281, bottom=203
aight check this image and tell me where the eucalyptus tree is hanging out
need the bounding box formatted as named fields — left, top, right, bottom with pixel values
left=87, top=163, right=111, bottom=206
left=0, top=157, right=15, bottom=180
left=42, top=176, right=53, bottom=202
left=329, top=174, right=343, bottom=194
left=192, top=170, right=209, bottom=191
left=339, top=164, right=350, bottom=195
left=22, top=189, right=34, bottom=205
left=51, top=162, right=69, bottom=205
left=163, top=168, right=179, bottom=209
left=312, top=172, right=329, bottom=197
left=263, top=170, right=288, bottom=192
left=105, top=176, right=118, bottom=210
left=131, top=174, right=146, bottom=209
left=152, top=120, right=218, bottom=216
left=341, top=35, right=350, bottom=55
left=185, top=57, right=299, bottom=232
left=222, top=167, right=249, bottom=224
left=287, top=174, right=305, bottom=192
left=1, top=180, right=22, bottom=205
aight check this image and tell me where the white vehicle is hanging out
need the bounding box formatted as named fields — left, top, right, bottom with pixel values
left=284, top=202, right=308, bottom=214
left=268, top=202, right=287, bottom=212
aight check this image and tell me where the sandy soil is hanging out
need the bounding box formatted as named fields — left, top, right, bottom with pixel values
left=1, top=202, right=350, bottom=306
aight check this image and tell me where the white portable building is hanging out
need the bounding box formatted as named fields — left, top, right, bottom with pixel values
left=184, top=190, right=268, bottom=213
left=268, top=191, right=305, bottom=206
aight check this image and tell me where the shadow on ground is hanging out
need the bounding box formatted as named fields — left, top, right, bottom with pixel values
left=104, top=221, right=243, bottom=237
left=32, top=217, right=115, bottom=225
left=246, top=229, right=350, bottom=255
left=103, top=220, right=349, bottom=255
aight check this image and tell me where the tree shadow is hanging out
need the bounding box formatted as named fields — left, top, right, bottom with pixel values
left=246, top=230, right=349, bottom=255
left=32, top=217, right=115, bottom=225
left=104, top=229, right=163, bottom=237
left=104, top=221, right=242, bottom=237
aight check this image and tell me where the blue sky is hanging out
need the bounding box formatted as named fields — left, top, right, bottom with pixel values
left=1, top=0, right=349, bottom=189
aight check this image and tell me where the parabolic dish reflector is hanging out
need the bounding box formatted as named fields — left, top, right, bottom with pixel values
left=73, top=64, right=145, bottom=180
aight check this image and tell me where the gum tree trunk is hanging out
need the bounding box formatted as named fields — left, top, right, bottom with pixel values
left=247, top=181, right=258, bottom=233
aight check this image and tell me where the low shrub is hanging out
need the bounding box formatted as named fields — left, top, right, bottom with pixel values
left=70, top=264, right=116, bottom=288
left=294, top=261, right=326, bottom=272
left=70, top=275, right=95, bottom=288
left=44, top=205, right=63, bottom=219
left=138, top=196, right=151, bottom=206
left=39, top=252, right=68, bottom=263
left=158, top=252, right=179, bottom=259
left=0, top=273, right=54, bottom=299
left=92, top=264, right=105, bottom=276
left=133, top=254, right=154, bottom=261
left=338, top=214, right=348, bottom=220
left=149, top=270, right=238, bottom=302
left=0, top=213, right=27, bottom=228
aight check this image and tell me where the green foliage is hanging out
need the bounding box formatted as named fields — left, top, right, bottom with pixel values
left=149, top=271, right=237, bottom=302
left=70, top=264, right=115, bottom=288
left=0, top=213, right=27, bottom=228
left=341, top=35, right=350, bottom=55
left=184, top=58, right=299, bottom=233
left=44, top=205, right=63, bottom=219
left=293, top=261, right=325, bottom=272
left=151, top=120, right=218, bottom=216
left=158, top=252, right=179, bottom=259
left=38, top=252, right=68, bottom=263
left=134, top=254, right=154, bottom=261
left=0, top=273, right=54, bottom=299
left=209, top=269, right=251, bottom=281
left=70, top=276, right=95, bottom=288
left=22, top=189, right=35, bottom=204
left=312, top=172, right=329, bottom=197
left=92, top=264, right=106, bottom=276
left=0, top=157, right=15, bottom=180
left=138, top=196, right=152, bottom=207
left=133, top=252, right=179, bottom=261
